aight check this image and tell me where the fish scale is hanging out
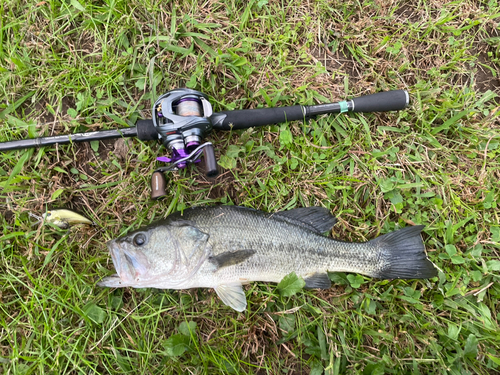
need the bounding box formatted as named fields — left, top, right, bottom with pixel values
left=99, top=205, right=437, bottom=311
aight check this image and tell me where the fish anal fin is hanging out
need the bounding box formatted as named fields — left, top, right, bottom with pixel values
left=214, top=283, right=247, bottom=312
left=304, top=272, right=331, bottom=289
left=273, top=207, right=337, bottom=234
left=209, top=249, right=256, bottom=269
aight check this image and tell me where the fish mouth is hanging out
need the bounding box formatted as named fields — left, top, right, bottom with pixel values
left=104, top=239, right=150, bottom=285
left=96, top=240, right=124, bottom=287
left=105, top=239, right=133, bottom=284
left=107, top=239, right=121, bottom=274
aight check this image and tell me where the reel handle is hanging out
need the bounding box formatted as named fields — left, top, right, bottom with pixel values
left=150, top=143, right=218, bottom=200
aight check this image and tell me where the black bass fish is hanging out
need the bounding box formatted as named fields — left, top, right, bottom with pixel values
left=98, top=206, right=437, bottom=311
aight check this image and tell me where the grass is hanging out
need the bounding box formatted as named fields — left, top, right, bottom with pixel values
left=1, top=0, right=500, bottom=373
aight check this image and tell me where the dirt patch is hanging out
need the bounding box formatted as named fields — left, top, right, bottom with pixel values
left=195, top=164, right=241, bottom=203
left=18, top=96, right=77, bottom=139
left=30, top=98, right=56, bottom=126
left=74, top=31, right=96, bottom=55
left=99, top=138, right=123, bottom=161
left=73, top=142, right=99, bottom=177
left=1, top=209, right=15, bottom=224
left=310, top=46, right=362, bottom=83
left=73, top=137, right=129, bottom=177
left=392, top=3, right=425, bottom=24
left=74, top=31, right=102, bottom=63
left=472, top=23, right=500, bottom=95
left=475, top=52, right=500, bottom=94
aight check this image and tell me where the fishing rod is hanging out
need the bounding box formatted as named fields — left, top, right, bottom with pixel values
left=0, top=88, right=409, bottom=199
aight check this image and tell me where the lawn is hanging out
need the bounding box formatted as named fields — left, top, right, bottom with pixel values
left=1, top=0, right=499, bottom=374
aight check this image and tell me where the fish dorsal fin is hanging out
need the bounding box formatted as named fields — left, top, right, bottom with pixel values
left=273, top=207, right=337, bottom=234
left=214, top=283, right=247, bottom=312
left=209, top=249, right=256, bottom=269
left=304, top=272, right=331, bottom=289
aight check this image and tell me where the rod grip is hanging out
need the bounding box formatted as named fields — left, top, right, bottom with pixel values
left=150, top=171, right=168, bottom=200
left=351, top=90, right=409, bottom=113
left=211, top=105, right=305, bottom=130
left=136, top=119, right=158, bottom=141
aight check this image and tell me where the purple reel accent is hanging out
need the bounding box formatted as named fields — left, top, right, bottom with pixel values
left=186, top=141, right=201, bottom=164
left=177, top=97, right=200, bottom=104
left=157, top=147, right=190, bottom=168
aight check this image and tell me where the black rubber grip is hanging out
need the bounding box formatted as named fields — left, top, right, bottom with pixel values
left=351, top=90, right=409, bottom=113
left=203, top=144, right=218, bottom=177
left=211, top=105, right=305, bottom=130
left=136, top=119, right=158, bottom=140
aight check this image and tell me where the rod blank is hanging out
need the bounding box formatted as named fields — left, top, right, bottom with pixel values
left=0, top=127, right=138, bottom=152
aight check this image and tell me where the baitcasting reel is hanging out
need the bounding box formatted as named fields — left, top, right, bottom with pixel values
left=150, top=88, right=219, bottom=199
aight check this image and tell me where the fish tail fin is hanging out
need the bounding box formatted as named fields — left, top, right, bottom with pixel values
left=370, top=225, right=437, bottom=279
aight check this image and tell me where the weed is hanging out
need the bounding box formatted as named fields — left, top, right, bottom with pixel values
left=1, top=0, right=500, bottom=374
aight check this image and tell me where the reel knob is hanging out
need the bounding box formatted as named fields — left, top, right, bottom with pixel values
left=150, top=171, right=168, bottom=200
left=203, top=144, right=218, bottom=178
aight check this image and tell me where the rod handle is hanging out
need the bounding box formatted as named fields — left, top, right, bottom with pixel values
left=210, top=105, right=305, bottom=130
left=136, top=119, right=158, bottom=141
left=351, top=90, right=409, bottom=113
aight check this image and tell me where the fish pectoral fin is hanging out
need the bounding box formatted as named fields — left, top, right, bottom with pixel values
left=304, top=272, right=331, bottom=289
left=214, top=283, right=247, bottom=312
left=209, top=249, right=256, bottom=270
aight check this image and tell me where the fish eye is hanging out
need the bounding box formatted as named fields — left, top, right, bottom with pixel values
left=133, top=233, right=147, bottom=247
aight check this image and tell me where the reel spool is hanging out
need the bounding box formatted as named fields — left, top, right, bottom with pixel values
left=150, top=88, right=218, bottom=199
